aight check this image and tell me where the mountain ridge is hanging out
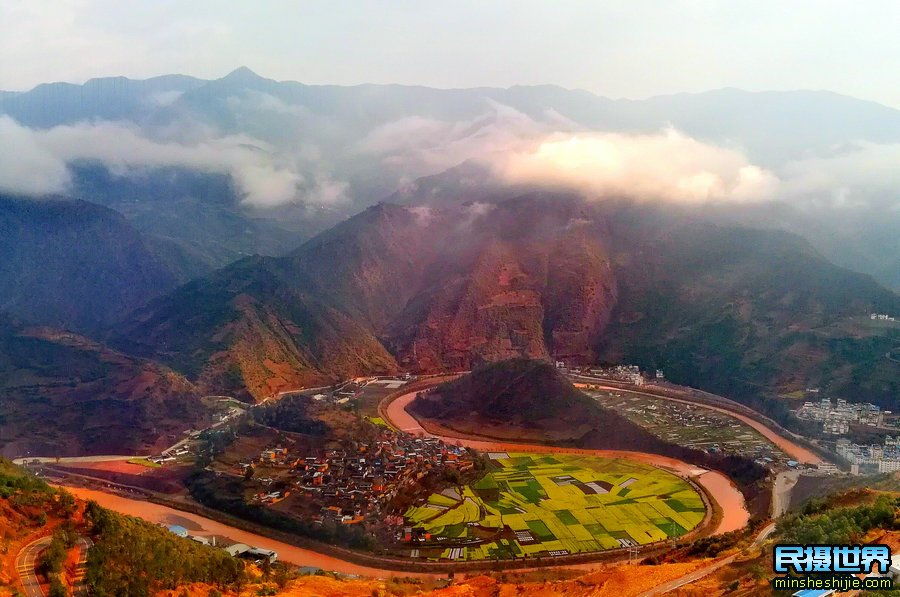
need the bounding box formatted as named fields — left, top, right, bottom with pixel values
left=111, top=191, right=900, bottom=412
left=0, top=312, right=203, bottom=456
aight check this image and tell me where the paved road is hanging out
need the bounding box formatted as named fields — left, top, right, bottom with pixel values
left=16, top=536, right=51, bottom=597
left=73, top=536, right=93, bottom=597
left=13, top=455, right=141, bottom=466
left=16, top=534, right=93, bottom=597
left=772, top=470, right=800, bottom=518
left=637, top=522, right=777, bottom=596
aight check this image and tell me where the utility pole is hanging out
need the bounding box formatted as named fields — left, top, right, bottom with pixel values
left=627, top=545, right=640, bottom=564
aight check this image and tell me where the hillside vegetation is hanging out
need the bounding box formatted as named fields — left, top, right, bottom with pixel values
left=113, top=195, right=900, bottom=418
left=0, top=194, right=193, bottom=335
left=600, top=222, right=900, bottom=410
left=84, top=502, right=245, bottom=596
left=0, top=459, right=256, bottom=597
left=0, top=313, right=203, bottom=457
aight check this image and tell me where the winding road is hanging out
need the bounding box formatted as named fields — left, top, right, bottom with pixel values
left=15, top=535, right=93, bottom=597
left=73, top=536, right=93, bottom=597
left=16, top=536, right=50, bottom=597
left=636, top=521, right=777, bottom=596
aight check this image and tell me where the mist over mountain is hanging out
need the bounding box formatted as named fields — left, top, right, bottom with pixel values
left=0, top=69, right=898, bottom=455
left=4, top=68, right=900, bottom=289
left=109, top=184, right=900, bottom=413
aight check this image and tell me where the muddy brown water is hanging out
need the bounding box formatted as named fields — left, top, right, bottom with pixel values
left=386, top=390, right=751, bottom=534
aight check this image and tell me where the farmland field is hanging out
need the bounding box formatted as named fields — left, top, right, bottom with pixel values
left=587, top=390, right=789, bottom=466
left=403, top=453, right=705, bottom=561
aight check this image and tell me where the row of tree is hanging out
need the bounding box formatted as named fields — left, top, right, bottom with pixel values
left=84, top=501, right=247, bottom=597
left=778, top=494, right=899, bottom=545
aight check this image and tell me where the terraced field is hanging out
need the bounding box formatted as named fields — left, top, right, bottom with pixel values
left=404, top=453, right=705, bottom=561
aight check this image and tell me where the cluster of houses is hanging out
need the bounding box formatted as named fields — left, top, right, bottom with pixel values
left=244, top=431, right=474, bottom=526
left=796, top=397, right=886, bottom=435
left=166, top=524, right=277, bottom=563
left=147, top=445, right=192, bottom=465
left=836, top=437, right=900, bottom=474
left=604, top=394, right=789, bottom=467
left=566, top=363, right=648, bottom=386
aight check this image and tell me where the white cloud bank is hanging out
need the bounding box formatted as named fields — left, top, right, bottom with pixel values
left=360, top=102, right=900, bottom=210
left=357, top=103, right=782, bottom=203
left=0, top=116, right=347, bottom=207
left=495, top=129, right=780, bottom=203
left=5, top=94, right=900, bottom=213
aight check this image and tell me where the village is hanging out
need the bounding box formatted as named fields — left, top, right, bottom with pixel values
left=835, top=436, right=900, bottom=475
left=795, top=395, right=889, bottom=435
left=587, top=388, right=794, bottom=468
left=238, top=428, right=476, bottom=530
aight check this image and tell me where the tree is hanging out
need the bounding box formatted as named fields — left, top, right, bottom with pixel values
left=40, top=534, right=66, bottom=575
left=56, top=491, right=76, bottom=518
left=48, top=578, right=67, bottom=597
left=273, top=565, right=291, bottom=589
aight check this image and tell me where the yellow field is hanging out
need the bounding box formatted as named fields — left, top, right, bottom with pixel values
left=406, top=453, right=705, bottom=561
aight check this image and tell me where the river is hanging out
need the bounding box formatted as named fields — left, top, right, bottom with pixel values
left=385, top=390, right=751, bottom=534
left=62, top=380, right=803, bottom=575
left=65, top=487, right=431, bottom=579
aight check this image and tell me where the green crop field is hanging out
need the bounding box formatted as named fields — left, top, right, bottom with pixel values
left=403, top=453, right=705, bottom=561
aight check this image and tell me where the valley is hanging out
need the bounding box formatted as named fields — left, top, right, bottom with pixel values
left=4, top=53, right=900, bottom=596
left=32, top=367, right=822, bottom=574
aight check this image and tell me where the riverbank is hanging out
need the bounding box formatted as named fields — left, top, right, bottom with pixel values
left=382, top=389, right=748, bottom=534
left=65, top=486, right=435, bottom=579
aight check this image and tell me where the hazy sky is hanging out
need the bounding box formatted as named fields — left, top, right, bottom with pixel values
left=3, top=0, right=900, bottom=107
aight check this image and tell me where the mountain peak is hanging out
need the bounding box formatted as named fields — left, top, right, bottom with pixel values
left=221, top=66, right=266, bottom=84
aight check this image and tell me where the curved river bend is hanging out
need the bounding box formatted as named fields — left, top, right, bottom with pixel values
left=385, top=390, right=751, bottom=534
left=63, top=382, right=804, bottom=576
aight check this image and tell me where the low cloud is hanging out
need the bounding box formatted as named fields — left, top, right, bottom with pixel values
left=358, top=102, right=900, bottom=210
left=780, top=141, right=900, bottom=210
left=493, top=129, right=780, bottom=203
left=6, top=94, right=900, bottom=214
left=0, top=116, right=71, bottom=195
left=0, top=115, right=346, bottom=207
left=356, top=101, right=571, bottom=175
left=358, top=106, right=783, bottom=204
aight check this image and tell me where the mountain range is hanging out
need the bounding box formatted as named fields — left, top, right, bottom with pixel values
left=113, top=188, right=900, bottom=410
left=1, top=69, right=900, bottom=454
left=5, top=68, right=900, bottom=289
